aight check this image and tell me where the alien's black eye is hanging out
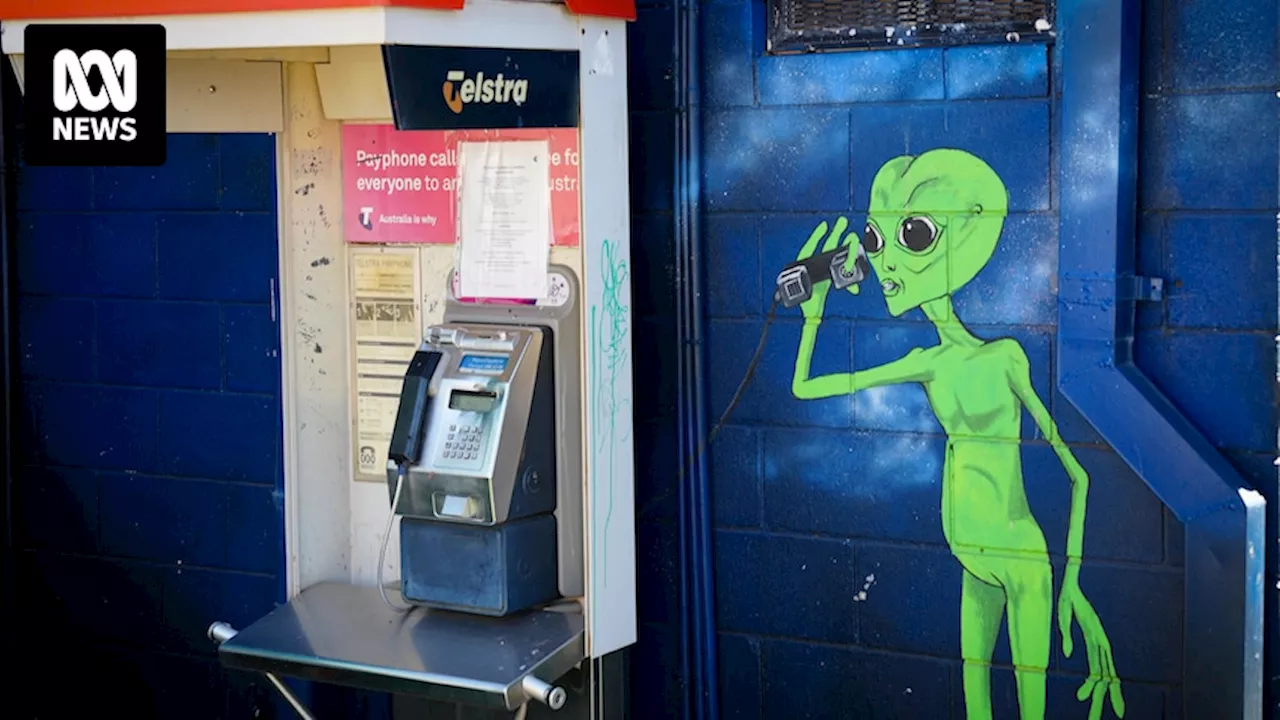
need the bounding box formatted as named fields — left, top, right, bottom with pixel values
left=898, top=216, right=938, bottom=252
left=862, top=222, right=884, bottom=255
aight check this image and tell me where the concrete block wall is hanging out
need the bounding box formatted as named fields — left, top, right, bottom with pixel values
left=10, top=120, right=287, bottom=717
left=685, top=0, right=1278, bottom=717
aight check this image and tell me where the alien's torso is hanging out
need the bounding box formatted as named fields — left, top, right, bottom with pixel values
left=915, top=338, right=1045, bottom=558
left=918, top=337, right=1024, bottom=441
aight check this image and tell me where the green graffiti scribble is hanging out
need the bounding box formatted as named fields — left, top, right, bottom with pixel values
left=589, top=238, right=631, bottom=590
left=791, top=149, right=1124, bottom=720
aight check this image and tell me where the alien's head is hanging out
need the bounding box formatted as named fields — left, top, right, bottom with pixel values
left=862, top=149, right=1008, bottom=318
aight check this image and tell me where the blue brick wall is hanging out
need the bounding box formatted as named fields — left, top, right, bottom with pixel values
left=1132, top=0, right=1280, bottom=706
left=11, top=129, right=287, bottom=718
left=690, top=0, right=1279, bottom=718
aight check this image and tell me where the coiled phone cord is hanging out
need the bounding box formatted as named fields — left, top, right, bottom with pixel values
left=378, top=464, right=415, bottom=613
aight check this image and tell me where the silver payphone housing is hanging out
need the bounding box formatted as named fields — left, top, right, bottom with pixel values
left=387, top=265, right=584, bottom=616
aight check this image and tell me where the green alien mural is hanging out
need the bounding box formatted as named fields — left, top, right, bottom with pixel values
left=789, top=149, right=1125, bottom=720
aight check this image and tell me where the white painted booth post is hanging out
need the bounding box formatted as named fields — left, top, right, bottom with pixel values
left=3, top=0, right=639, bottom=705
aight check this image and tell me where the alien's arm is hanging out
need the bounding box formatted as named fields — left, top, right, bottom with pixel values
left=1007, top=343, right=1089, bottom=563
left=791, top=317, right=929, bottom=400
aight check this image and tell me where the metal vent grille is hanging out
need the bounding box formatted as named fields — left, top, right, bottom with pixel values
left=768, top=0, right=1055, bottom=54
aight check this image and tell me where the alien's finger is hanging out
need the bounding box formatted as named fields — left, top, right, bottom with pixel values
left=1059, top=606, right=1074, bottom=658
left=1076, top=676, right=1097, bottom=703
left=798, top=222, right=829, bottom=261
left=845, top=283, right=860, bottom=296
left=822, top=216, right=849, bottom=253
left=1089, top=680, right=1106, bottom=720
left=1109, top=680, right=1126, bottom=718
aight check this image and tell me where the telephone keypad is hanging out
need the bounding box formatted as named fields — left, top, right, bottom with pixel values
left=441, top=423, right=484, bottom=461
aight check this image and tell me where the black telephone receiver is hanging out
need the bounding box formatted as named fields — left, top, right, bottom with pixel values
left=774, top=243, right=871, bottom=309
left=388, top=350, right=444, bottom=468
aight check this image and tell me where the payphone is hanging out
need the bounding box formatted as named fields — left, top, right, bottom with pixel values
left=383, top=265, right=584, bottom=617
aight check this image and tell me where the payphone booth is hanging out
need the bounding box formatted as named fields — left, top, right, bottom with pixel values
left=1, top=1, right=638, bottom=717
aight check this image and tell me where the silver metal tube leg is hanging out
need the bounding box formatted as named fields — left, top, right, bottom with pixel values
left=521, top=674, right=566, bottom=710
left=265, top=672, right=318, bottom=720
left=208, top=622, right=318, bottom=720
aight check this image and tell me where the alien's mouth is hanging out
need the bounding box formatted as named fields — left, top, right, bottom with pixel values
left=881, top=279, right=901, bottom=297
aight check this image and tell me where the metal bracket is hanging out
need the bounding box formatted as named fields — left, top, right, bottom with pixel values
left=1129, top=275, right=1164, bottom=302
left=209, top=622, right=317, bottom=720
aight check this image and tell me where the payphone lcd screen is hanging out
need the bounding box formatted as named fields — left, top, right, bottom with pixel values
left=449, top=389, right=498, bottom=413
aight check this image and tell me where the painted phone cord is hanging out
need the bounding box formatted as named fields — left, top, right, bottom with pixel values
left=642, top=296, right=778, bottom=519
left=378, top=464, right=415, bottom=613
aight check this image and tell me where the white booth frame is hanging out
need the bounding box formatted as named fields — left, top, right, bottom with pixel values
left=2, top=0, right=637, bottom=660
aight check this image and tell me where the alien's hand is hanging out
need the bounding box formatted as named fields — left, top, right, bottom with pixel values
left=1058, top=570, right=1125, bottom=720
left=795, top=217, right=856, bottom=318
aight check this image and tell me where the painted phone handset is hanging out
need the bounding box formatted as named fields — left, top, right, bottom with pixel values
left=774, top=240, right=870, bottom=309
left=381, top=347, right=445, bottom=612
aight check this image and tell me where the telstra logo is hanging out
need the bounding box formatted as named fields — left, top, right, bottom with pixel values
left=441, top=70, right=529, bottom=114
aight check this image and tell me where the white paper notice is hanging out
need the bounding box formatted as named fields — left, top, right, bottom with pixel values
left=351, top=250, right=421, bottom=481
left=456, top=140, right=552, bottom=299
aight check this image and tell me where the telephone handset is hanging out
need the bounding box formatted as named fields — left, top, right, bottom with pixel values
left=774, top=243, right=871, bottom=309
left=388, top=349, right=444, bottom=468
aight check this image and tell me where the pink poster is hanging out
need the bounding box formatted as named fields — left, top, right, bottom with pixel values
left=341, top=124, right=581, bottom=247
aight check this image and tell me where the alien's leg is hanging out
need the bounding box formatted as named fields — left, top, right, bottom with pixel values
left=961, top=567, right=1006, bottom=720
left=1003, top=556, right=1052, bottom=720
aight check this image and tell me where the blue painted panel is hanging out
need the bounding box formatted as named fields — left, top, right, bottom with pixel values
left=1163, top=213, right=1277, bottom=330
left=636, top=520, right=681, bottom=624
left=713, top=530, right=857, bottom=643
left=634, top=418, right=678, bottom=521
left=157, top=212, right=278, bottom=302
left=709, top=425, right=759, bottom=527
left=628, top=6, right=676, bottom=112
left=158, top=391, right=279, bottom=483
left=218, top=134, right=277, bottom=212
left=1135, top=330, right=1275, bottom=452
left=1166, top=0, right=1279, bottom=91
left=93, top=135, right=221, bottom=210
left=630, top=623, right=682, bottom=719
left=1140, top=92, right=1279, bottom=211
left=227, top=483, right=281, bottom=575
left=704, top=213, right=760, bottom=318
left=161, top=566, right=277, bottom=656
left=16, top=213, right=157, bottom=298
left=28, top=383, right=159, bottom=472
left=702, top=0, right=755, bottom=107
left=16, top=466, right=99, bottom=553
left=631, top=212, right=678, bottom=320
left=17, top=297, right=95, bottom=381
left=760, top=640, right=953, bottom=718
left=704, top=108, right=851, bottom=212
left=762, top=428, right=946, bottom=545
left=945, top=44, right=1050, bottom=100
left=100, top=473, right=228, bottom=566
left=758, top=49, right=944, bottom=105
left=717, top=634, right=761, bottom=720
left=223, top=304, right=280, bottom=394
left=630, top=112, right=675, bottom=212
left=849, top=100, right=1051, bottom=213
left=706, top=317, right=853, bottom=428
left=633, top=318, right=679, bottom=422
left=97, top=300, right=223, bottom=389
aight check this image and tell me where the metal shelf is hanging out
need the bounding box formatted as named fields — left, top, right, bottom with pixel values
left=214, top=582, right=583, bottom=711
